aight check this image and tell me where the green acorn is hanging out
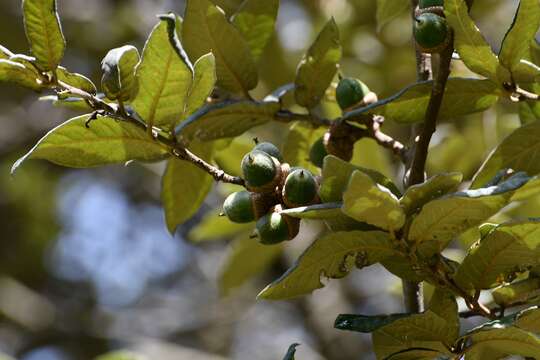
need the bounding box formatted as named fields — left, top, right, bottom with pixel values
left=241, top=150, right=281, bottom=193
left=419, top=0, right=443, bottom=8
left=309, top=137, right=328, bottom=168
left=282, top=169, right=319, bottom=208
left=336, top=77, right=371, bottom=111
left=253, top=142, right=283, bottom=162
left=255, top=205, right=300, bottom=245
left=223, top=191, right=277, bottom=223
left=414, top=13, right=450, bottom=53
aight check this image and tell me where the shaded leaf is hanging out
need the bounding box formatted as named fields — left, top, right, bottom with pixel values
left=462, top=327, right=540, bottom=359
left=188, top=210, right=251, bottom=242
left=219, top=234, right=282, bottom=295
left=22, top=0, right=65, bottom=71
left=280, top=203, right=343, bottom=219
left=428, top=289, right=459, bottom=343
left=472, top=120, right=540, bottom=188
left=161, top=141, right=213, bottom=234
left=213, top=137, right=252, bottom=177
left=444, top=0, right=507, bottom=81
left=454, top=219, right=540, bottom=290
left=283, top=122, right=326, bottom=174
left=492, top=278, right=540, bottom=307
left=383, top=348, right=451, bottom=360
left=12, top=114, right=168, bottom=172
left=176, top=100, right=280, bottom=143
left=319, top=155, right=400, bottom=203
left=100, top=45, right=140, bottom=101
left=295, top=19, right=342, bottom=109
left=132, top=15, right=192, bottom=131
left=94, top=351, right=145, bottom=360
left=334, top=313, right=410, bottom=333
left=232, top=0, right=279, bottom=63
left=0, top=59, right=42, bottom=91
left=376, top=0, right=409, bottom=31
left=400, top=173, right=463, bottom=216
left=514, top=306, right=540, bottom=333
left=184, top=53, right=216, bottom=117
left=183, top=0, right=257, bottom=95
left=381, top=254, right=425, bottom=282
left=258, top=231, right=395, bottom=300
left=342, top=171, right=405, bottom=231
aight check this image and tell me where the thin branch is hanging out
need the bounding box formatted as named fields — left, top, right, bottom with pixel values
left=274, top=109, right=332, bottom=127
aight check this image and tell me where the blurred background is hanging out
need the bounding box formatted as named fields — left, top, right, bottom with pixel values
left=0, top=0, right=532, bottom=359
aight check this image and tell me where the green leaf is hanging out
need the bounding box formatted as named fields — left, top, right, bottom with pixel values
left=383, top=348, right=451, bottom=360
left=0, top=45, right=14, bottom=59
left=492, top=278, right=540, bottom=307
left=57, top=66, right=96, bottom=94
left=94, top=351, right=145, bottom=360
left=400, top=173, right=463, bottom=216
left=132, top=15, right=193, bottom=131
left=213, top=137, right=252, bottom=177
left=462, top=327, right=540, bottom=359
left=184, top=53, right=216, bottom=117
left=161, top=141, right=213, bottom=233
left=258, top=231, right=395, bottom=300
left=211, top=0, right=244, bottom=16
left=319, top=155, right=400, bottom=203
left=280, top=202, right=343, bottom=219
left=472, top=120, right=540, bottom=188
left=100, top=45, right=140, bottom=101
left=376, top=0, right=410, bottom=31
left=183, top=0, right=257, bottom=95
left=444, top=0, right=507, bottom=81
left=232, top=0, right=279, bottom=63
left=342, top=171, right=405, bottom=231
left=294, top=18, right=342, bottom=109
left=0, top=59, right=42, bottom=91
left=408, top=173, right=533, bottom=256
left=22, top=0, right=65, bottom=72
left=12, top=114, right=168, bottom=172
left=334, top=313, right=411, bottom=333
left=353, top=79, right=499, bottom=124
left=282, top=343, right=300, bottom=360
left=381, top=254, right=425, bottom=282
left=454, top=220, right=540, bottom=290
left=372, top=311, right=454, bottom=359
left=219, top=234, right=282, bottom=295
left=176, top=100, right=280, bottom=143
left=40, top=95, right=93, bottom=111
left=514, top=306, right=540, bottom=333
left=499, top=0, right=540, bottom=83
left=428, top=289, right=459, bottom=343
left=283, top=122, right=326, bottom=174
left=188, top=210, right=252, bottom=242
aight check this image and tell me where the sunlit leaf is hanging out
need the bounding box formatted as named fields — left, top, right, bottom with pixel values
left=100, top=45, right=140, bottom=101
left=0, top=59, right=42, bottom=91
left=184, top=53, right=216, bottom=117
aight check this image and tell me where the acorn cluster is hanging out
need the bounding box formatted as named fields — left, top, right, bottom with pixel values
left=222, top=142, right=321, bottom=245
left=414, top=0, right=450, bottom=54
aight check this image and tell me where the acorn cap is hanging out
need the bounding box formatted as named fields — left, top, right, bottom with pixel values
left=282, top=169, right=320, bottom=208
left=414, top=13, right=450, bottom=54
left=419, top=0, right=443, bottom=8
left=241, top=150, right=282, bottom=193
left=253, top=142, right=283, bottom=162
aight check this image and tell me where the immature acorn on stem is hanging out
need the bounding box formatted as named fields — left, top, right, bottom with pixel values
left=413, top=13, right=450, bottom=53
left=309, top=136, right=329, bottom=168
left=222, top=191, right=277, bottom=223
left=335, top=77, right=376, bottom=111
left=255, top=205, right=300, bottom=245
left=253, top=140, right=283, bottom=162
left=282, top=169, right=320, bottom=208
left=241, top=150, right=281, bottom=193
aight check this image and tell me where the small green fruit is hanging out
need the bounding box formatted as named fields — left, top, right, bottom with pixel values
left=309, top=137, right=328, bottom=168
left=241, top=150, right=280, bottom=192
left=414, top=13, right=449, bottom=53
left=282, top=169, right=319, bottom=208
left=253, top=142, right=283, bottom=162
left=223, top=191, right=255, bottom=223
left=336, top=77, right=371, bottom=111
left=419, top=0, right=443, bottom=8
left=255, top=206, right=300, bottom=244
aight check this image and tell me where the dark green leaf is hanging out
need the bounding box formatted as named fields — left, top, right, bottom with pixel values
left=258, top=231, right=395, bottom=300
left=183, top=0, right=257, bottom=95
left=132, top=15, right=192, bottom=131
left=184, top=53, right=216, bottom=117
left=282, top=343, right=300, bottom=360
left=283, top=122, right=326, bottom=174
left=472, top=120, right=540, bottom=188
left=100, top=45, right=140, bottom=101
left=232, top=0, right=279, bottom=63
left=0, top=59, right=42, bottom=91
left=12, top=114, right=168, bottom=172
left=319, top=155, right=400, bottom=203
left=219, top=234, right=282, bottom=295
left=161, top=141, right=213, bottom=233
left=176, top=100, right=280, bottom=143
left=342, top=171, right=405, bottom=231
left=376, top=0, right=409, bottom=31
left=334, top=313, right=410, bottom=333
left=295, top=18, right=342, bottom=109
left=454, top=219, right=540, bottom=290
left=22, top=0, right=65, bottom=71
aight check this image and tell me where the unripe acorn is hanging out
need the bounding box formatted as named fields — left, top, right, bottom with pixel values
left=241, top=150, right=281, bottom=193
left=255, top=205, right=300, bottom=245
left=419, top=0, right=443, bottom=8
left=253, top=142, right=283, bottom=162
left=414, top=13, right=450, bottom=53
left=282, top=169, right=319, bottom=208
left=336, top=77, right=371, bottom=111
left=309, top=137, right=328, bottom=168
left=223, top=191, right=277, bottom=223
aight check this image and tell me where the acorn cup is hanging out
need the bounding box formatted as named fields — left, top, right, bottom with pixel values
left=416, top=0, right=444, bottom=17
left=241, top=150, right=282, bottom=193
left=413, top=13, right=451, bottom=54
left=255, top=204, right=300, bottom=245
left=282, top=168, right=320, bottom=208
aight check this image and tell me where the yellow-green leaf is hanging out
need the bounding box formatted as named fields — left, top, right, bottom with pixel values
left=12, top=114, right=168, bottom=172
left=283, top=122, right=326, bottom=174
left=492, top=278, right=540, bottom=307
left=0, top=45, right=14, bottom=59
left=57, top=66, right=97, bottom=94
left=376, top=0, right=410, bottom=31
left=188, top=210, right=252, bottom=243
left=184, top=53, right=216, bottom=117
left=295, top=18, right=342, bottom=109
left=132, top=15, right=193, bottom=131
left=0, top=59, right=42, bottom=91
left=428, top=289, right=459, bottom=344
left=22, top=0, right=65, bottom=71
left=100, top=45, right=140, bottom=101
left=183, top=0, right=257, bottom=95
left=258, top=231, right=395, bottom=300
left=514, top=307, right=540, bottom=333
left=462, top=327, right=540, bottom=359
